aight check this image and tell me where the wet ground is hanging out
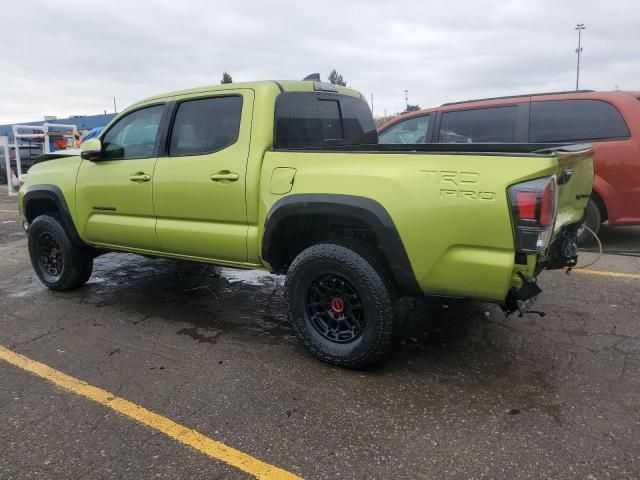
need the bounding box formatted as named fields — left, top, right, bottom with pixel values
left=0, top=187, right=639, bottom=479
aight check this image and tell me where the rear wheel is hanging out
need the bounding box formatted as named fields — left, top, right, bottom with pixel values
left=577, top=199, right=601, bottom=245
left=284, top=242, right=395, bottom=369
left=28, top=215, right=93, bottom=291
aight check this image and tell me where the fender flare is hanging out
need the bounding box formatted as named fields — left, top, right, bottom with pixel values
left=23, top=185, right=84, bottom=246
left=262, top=194, right=422, bottom=295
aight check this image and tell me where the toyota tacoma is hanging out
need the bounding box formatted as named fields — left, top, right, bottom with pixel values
left=18, top=79, right=594, bottom=368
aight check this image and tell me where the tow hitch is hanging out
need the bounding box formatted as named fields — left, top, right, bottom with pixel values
left=502, top=273, right=545, bottom=317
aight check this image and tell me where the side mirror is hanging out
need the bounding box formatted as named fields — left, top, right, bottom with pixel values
left=80, top=138, right=104, bottom=161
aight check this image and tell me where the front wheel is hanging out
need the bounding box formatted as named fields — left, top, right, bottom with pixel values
left=28, top=215, right=93, bottom=291
left=284, top=242, right=395, bottom=369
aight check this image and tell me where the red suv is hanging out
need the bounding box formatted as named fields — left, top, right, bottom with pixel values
left=378, top=91, right=640, bottom=241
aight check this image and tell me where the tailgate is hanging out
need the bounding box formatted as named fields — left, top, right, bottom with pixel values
left=538, top=144, right=595, bottom=234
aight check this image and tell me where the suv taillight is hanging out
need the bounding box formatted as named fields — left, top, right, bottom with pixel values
left=509, top=176, right=557, bottom=253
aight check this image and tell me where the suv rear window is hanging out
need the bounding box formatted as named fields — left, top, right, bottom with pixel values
left=275, top=93, right=377, bottom=148
left=529, top=100, right=630, bottom=142
left=438, top=106, right=518, bottom=143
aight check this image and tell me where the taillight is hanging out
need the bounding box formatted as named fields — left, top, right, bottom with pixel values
left=515, top=191, right=537, bottom=220
left=539, top=180, right=554, bottom=227
left=509, top=176, right=557, bottom=253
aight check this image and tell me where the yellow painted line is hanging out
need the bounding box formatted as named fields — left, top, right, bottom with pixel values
left=573, top=268, right=640, bottom=279
left=0, top=345, right=301, bottom=480
left=0, top=209, right=18, bottom=213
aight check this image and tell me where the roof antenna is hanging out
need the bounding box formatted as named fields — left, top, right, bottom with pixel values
left=302, top=73, right=321, bottom=81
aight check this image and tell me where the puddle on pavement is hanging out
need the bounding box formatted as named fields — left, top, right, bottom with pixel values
left=78, top=253, right=292, bottom=341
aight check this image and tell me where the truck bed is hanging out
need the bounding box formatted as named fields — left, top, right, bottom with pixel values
left=262, top=142, right=594, bottom=300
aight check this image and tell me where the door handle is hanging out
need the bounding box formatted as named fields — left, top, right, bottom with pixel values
left=129, top=173, right=151, bottom=182
left=210, top=172, right=239, bottom=182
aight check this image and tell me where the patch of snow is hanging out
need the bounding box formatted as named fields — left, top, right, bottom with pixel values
left=220, top=268, right=281, bottom=286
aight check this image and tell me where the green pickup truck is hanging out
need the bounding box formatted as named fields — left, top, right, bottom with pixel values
left=18, top=79, right=594, bottom=368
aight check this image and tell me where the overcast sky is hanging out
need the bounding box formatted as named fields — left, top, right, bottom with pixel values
left=1, top=0, right=639, bottom=124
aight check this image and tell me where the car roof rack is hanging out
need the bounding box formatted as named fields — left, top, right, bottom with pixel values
left=441, top=90, right=596, bottom=106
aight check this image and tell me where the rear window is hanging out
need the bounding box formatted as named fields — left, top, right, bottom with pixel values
left=529, top=100, right=630, bottom=142
left=275, top=93, right=377, bottom=148
left=437, top=106, right=518, bottom=143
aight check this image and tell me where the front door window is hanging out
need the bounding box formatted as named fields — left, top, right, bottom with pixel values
left=102, top=105, right=164, bottom=160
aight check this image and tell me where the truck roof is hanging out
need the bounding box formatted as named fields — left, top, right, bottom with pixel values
left=131, top=80, right=363, bottom=109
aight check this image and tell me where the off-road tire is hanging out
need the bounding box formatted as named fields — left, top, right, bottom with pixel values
left=578, top=199, right=602, bottom=246
left=28, top=214, right=93, bottom=291
left=284, top=241, right=396, bottom=369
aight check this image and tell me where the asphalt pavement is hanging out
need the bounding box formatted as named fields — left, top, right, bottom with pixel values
left=0, top=187, right=639, bottom=479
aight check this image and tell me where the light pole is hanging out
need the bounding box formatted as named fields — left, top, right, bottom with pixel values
left=575, top=23, right=585, bottom=90
left=404, top=89, right=409, bottom=111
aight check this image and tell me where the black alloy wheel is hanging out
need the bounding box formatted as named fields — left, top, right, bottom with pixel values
left=306, top=273, right=365, bottom=343
left=37, top=232, right=64, bottom=278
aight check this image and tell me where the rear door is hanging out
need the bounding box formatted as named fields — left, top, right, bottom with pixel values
left=153, top=90, right=253, bottom=262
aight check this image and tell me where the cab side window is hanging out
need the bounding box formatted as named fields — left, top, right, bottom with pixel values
left=378, top=115, right=430, bottom=144
left=102, top=105, right=164, bottom=160
left=169, top=96, right=243, bottom=156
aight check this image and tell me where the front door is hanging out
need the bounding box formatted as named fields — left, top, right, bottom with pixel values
left=75, top=104, right=165, bottom=251
left=153, top=91, right=252, bottom=262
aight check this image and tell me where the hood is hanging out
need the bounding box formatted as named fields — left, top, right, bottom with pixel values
left=35, top=149, right=81, bottom=163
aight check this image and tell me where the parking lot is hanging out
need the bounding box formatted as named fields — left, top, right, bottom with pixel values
left=0, top=188, right=638, bottom=479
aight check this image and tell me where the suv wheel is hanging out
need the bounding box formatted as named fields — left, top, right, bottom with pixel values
left=284, top=242, right=395, bottom=369
left=577, top=199, right=602, bottom=245
left=28, top=215, right=93, bottom=291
